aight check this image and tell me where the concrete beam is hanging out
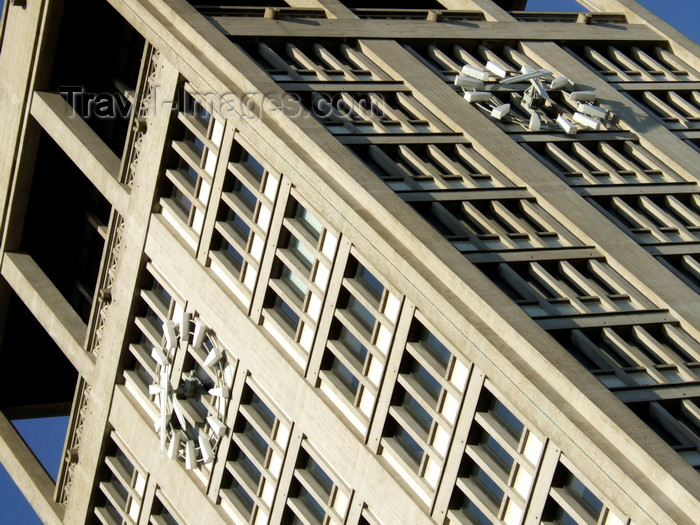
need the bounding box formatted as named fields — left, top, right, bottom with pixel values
left=1, top=252, right=94, bottom=381
left=30, top=91, right=130, bottom=217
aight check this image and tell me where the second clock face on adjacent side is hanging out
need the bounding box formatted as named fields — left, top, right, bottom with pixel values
left=456, top=62, right=611, bottom=134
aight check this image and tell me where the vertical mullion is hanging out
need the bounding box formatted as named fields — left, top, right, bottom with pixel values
left=427, top=44, right=463, bottom=74
left=368, top=145, right=413, bottom=181
left=570, top=329, right=635, bottom=385
left=610, top=196, right=670, bottom=243
left=478, top=45, right=515, bottom=74
left=642, top=91, right=690, bottom=126
left=313, top=44, right=357, bottom=81
left=397, top=145, right=443, bottom=184
left=491, top=200, right=548, bottom=248
left=257, top=43, right=302, bottom=81
left=366, top=301, right=416, bottom=450
left=601, top=328, right=667, bottom=382
left=664, top=195, right=700, bottom=226
left=548, top=143, right=599, bottom=185
left=453, top=45, right=485, bottom=70
left=463, top=200, right=520, bottom=250
left=431, top=366, right=485, bottom=522
left=268, top=426, right=304, bottom=523
left=583, top=46, right=632, bottom=82
left=656, top=47, right=698, bottom=79
left=667, top=91, right=700, bottom=119
left=529, top=262, right=587, bottom=311
left=196, top=121, right=236, bottom=264
left=286, top=43, right=329, bottom=80
left=638, top=196, right=696, bottom=242
left=523, top=440, right=561, bottom=525
left=608, top=46, right=655, bottom=81
left=598, top=142, right=653, bottom=183
left=343, top=43, right=394, bottom=81
left=630, top=47, right=676, bottom=80
left=136, top=477, right=157, bottom=525
left=208, top=363, right=249, bottom=499
left=249, top=178, right=292, bottom=320
left=306, top=237, right=352, bottom=386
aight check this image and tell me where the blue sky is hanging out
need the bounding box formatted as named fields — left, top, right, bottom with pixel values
left=0, top=0, right=698, bottom=524
left=0, top=417, right=67, bottom=524
left=529, top=0, right=700, bottom=44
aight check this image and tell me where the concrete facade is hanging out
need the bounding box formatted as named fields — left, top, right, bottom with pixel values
left=0, top=1, right=698, bottom=524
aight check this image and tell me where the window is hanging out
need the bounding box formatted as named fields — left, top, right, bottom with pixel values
left=488, top=258, right=657, bottom=318
left=355, top=142, right=516, bottom=192
left=405, top=42, right=538, bottom=84
left=543, top=462, right=627, bottom=525
left=658, top=253, right=700, bottom=293
left=554, top=323, right=700, bottom=389
left=124, top=265, right=183, bottom=422
left=590, top=193, right=700, bottom=246
left=448, top=385, right=545, bottom=525
left=302, top=91, right=452, bottom=136
left=413, top=198, right=582, bottom=254
left=628, top=89, right=700, bottom=130
left=318, top=257, right=403, bottom=434
left=209, top=140, right=281, bottom=308
left=149, top=493, right=184, bottom=525
left=630, top=398, right=700, bottom=471
left=160, top=83, right=225, bottom=247
left=381, top=317, right=470, bottom=504
left=177, top=321, right=236, bottom=482
left=522, top=138, right=688, bottom=186
left=352, top=9, right=484, bottom=21
left=569, top=44, right=699, bottom=83
left=284, top=445, right=353, bottom=524
left=262, top=198, right=339, bottom=369
left=94, top=436, right=148, bottom=525
left=245, top=41, right=390, bottom=83
left=220, top=383, right=292, bottom=524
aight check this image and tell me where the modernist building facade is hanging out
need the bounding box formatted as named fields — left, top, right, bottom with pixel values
left=0, top=0, right=699, bottom=523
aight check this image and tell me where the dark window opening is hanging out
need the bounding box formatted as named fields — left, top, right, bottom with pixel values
left=50, top=0, right=145, bottom=156
left=20, top=132, right=110, bottom=323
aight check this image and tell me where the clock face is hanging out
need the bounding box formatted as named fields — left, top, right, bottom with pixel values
left=455, top=62, right=612, bottom=134
left=149, top=313, right=231, bottom=470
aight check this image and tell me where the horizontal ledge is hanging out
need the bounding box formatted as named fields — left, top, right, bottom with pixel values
left=614, top=82, right=700, bottom=91
left=537, top=310, right=673, bottom=331
left=279, top=82, right=406, bottom=92
left=465, top=247, right=599, bottom=264
left=614, top=382, right=700, bottom=404
left=399, top=187, right=531, bottom=202
left=510, top=131, right=638, bottom=143
left=575, top=183, right=700, bottom=197
left=646, top=243, right=700, bottom=256
left=215, top=19, right=659, bottom=42
left=337, top=133, right=465, bottom=145
left=674, top=130, right=700, bottom=140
